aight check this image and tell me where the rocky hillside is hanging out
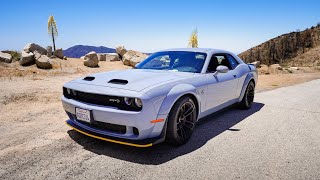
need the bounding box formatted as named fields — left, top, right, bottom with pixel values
left=287, top=45, right=320, bottom=66
left=63, top=45, right=115, bottom=58
left=239, top=24, right=320, bottom=66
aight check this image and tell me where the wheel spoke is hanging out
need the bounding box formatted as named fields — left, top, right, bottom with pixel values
left=175, top=100, right=197, bottom=142
left=183, top=120, right=194, bottom=129
left=182, top=103, right=195, bottom=118
left=179, top=126, right=186, bottom=140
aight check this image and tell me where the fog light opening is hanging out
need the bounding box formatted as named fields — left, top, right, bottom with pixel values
left=133, top=127, right=139, bottom=135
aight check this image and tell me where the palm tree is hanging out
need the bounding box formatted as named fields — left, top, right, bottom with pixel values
left=48, top=15, right=58, bottom=51
left=188, top=28, right=198, bottom=48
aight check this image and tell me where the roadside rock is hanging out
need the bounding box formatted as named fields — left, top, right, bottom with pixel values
left=53, top=48, right=64, bottom=59
left=23, top=43, right=47, bottom=55
left=80, top=56, right=85, bottom=59
left=122, top=50, right=148, bottom=67
left=1, top=50, right=12, bottom=54
left=251, top=61, right=261, bottom=68
left=46, top=46, right=52, bottom=57
left=122, top=51, right=135, bottom=65
left=106, top=53, right=120, bottom=62
left=20, top=51, right=35, bottom=66
left=34, top=51, right=52, bottom=69
left=98, top=54, right=106, bottom=61
left=83, top=51, right=99, bottom=67
left=290, top=67, right=300, bottom=70
left=63, top=56, right=67, bottom=60
left=270, top=64, right=283, bottom=70
left=129, top=56, right=145, bottom=67
left=0, top=51, right=12, bottom=63
left=116, top=46, right=127, bottom=57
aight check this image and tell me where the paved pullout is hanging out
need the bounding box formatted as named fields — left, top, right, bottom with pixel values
left=0, top=79, right=319, bottom=179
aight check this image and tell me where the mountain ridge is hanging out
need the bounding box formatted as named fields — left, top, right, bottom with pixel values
left=239, top=24, right=320, bottom=66
left=63, top=45, right=116, bottom=58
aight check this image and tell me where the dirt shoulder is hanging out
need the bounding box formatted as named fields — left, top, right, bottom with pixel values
left=256, top=73, right=320, bottom=92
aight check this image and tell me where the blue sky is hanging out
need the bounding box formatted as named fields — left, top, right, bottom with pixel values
left=0, top=0, right=319, bottom=53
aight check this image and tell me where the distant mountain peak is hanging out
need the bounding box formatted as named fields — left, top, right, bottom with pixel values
left=63, top=45, right=116, bottom=58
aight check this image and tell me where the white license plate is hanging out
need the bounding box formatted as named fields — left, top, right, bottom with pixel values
left=75, top=108, right=91, bottom=123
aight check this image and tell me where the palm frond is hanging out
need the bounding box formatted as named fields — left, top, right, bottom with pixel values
left=188, top=28, right=198, bottom=48
left=48, top=15, right=58, bottom=36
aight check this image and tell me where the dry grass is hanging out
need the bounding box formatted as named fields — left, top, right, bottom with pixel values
left=287, top=46, right=320, bottom=67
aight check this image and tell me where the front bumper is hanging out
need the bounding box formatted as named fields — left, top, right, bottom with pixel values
left=62, top=96, right=167, bottom=147
left=66, top=120, right=165, bottom=147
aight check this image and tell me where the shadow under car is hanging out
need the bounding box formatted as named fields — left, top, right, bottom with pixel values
left=68, top=102, right=264, bottom=165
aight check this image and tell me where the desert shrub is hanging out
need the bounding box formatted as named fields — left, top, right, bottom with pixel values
left=9, top=51, right=21, bottom=61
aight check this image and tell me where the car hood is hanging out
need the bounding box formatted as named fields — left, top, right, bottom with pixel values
left=70, top=69, right=194, bottom=92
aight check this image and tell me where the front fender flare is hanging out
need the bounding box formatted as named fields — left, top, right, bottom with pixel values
left=157, top=84, right=200, bottom=116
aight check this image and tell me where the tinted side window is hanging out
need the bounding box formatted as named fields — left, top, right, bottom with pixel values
left=207, top=54, right=233, bottom=72
left=226, top=54, right=239, bottom=70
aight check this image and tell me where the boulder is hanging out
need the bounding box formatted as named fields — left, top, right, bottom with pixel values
left=80, top=56, right=85, bottom=59
left=122, top=50, right=135, bottom=65
left=20, top=51, right=35, bottom=66
left=46, top=46, right=52, bottom=57
left=122, top=50, right=148, bottom=67
left=1, top=50, right=12, bottom=54
left=53, top=48, right=64, bottom=59
left=83, top=51, right=99, bottom=67
left=34, top=51, right=52, bottom=69
left=23, top=43, right=47, bottom=55
left=290, top=67, right=300, bottom=70
left=116, top=46, right=127, bottom=57
left=63, top=56, right=67, bottom=60
left=106, top=53, right=120, bottom=62
left=129, top=56, right=146, bottom=67
left=98, top=54, right=106, bottom=61
left=251, top=61, right=260, bottom=68
left=0, top=51, right=12, bottom=63
left=270, top=64, right=283, bottom=70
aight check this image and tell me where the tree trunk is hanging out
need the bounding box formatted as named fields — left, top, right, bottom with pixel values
left=51, top=26, right=56, bottom=51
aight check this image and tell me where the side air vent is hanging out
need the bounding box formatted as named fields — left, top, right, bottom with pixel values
left=108, top=79, right=128, bottom=85
left=83, top=76, right=95, bottom=81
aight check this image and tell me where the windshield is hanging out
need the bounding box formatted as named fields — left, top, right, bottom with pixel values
left=136, top=51, right=207, bottom=73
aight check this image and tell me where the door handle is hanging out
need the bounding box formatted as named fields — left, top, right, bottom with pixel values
left=233, top=75, right=237, bottom=78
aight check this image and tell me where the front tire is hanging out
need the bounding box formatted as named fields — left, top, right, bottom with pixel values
left=166, top=96, right=197, bottom=145
left=239, top=81, right=255, bottom=109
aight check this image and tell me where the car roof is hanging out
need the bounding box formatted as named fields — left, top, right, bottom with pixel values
left=161, top=48, right=233, bottom=54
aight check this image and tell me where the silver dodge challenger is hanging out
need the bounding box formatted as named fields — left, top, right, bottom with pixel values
left=62, top=48, right=257, bottom=147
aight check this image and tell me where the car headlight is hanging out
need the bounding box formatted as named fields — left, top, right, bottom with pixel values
left=134, top=98, right=142, bottom=108
left=124, top=97, right=143, bottom=109
left=67, top=88, right=71, bottom=95
left=72, top=89, right=77, bottom=96
left=124, top=97, right=133, bottom=105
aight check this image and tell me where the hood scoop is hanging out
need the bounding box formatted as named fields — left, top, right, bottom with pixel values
left=108, top=79, right=128, bottom=85
left=83, top=76, right=95, bottom=81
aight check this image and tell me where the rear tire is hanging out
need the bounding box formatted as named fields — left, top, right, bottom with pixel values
left=166, top=96, right=197, bottom=146
left=238, top=81, right=255, bottom=109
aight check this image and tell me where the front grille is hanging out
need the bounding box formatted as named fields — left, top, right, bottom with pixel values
left=63, top=87, right=141, bottom=111
left=76, top=119, right=126, bottom=134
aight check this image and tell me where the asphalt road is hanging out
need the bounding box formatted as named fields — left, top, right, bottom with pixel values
left=1, top=79, right=320, bottom=179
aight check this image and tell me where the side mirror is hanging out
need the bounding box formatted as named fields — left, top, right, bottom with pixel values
left=216, top=65, right=229, bottom=73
